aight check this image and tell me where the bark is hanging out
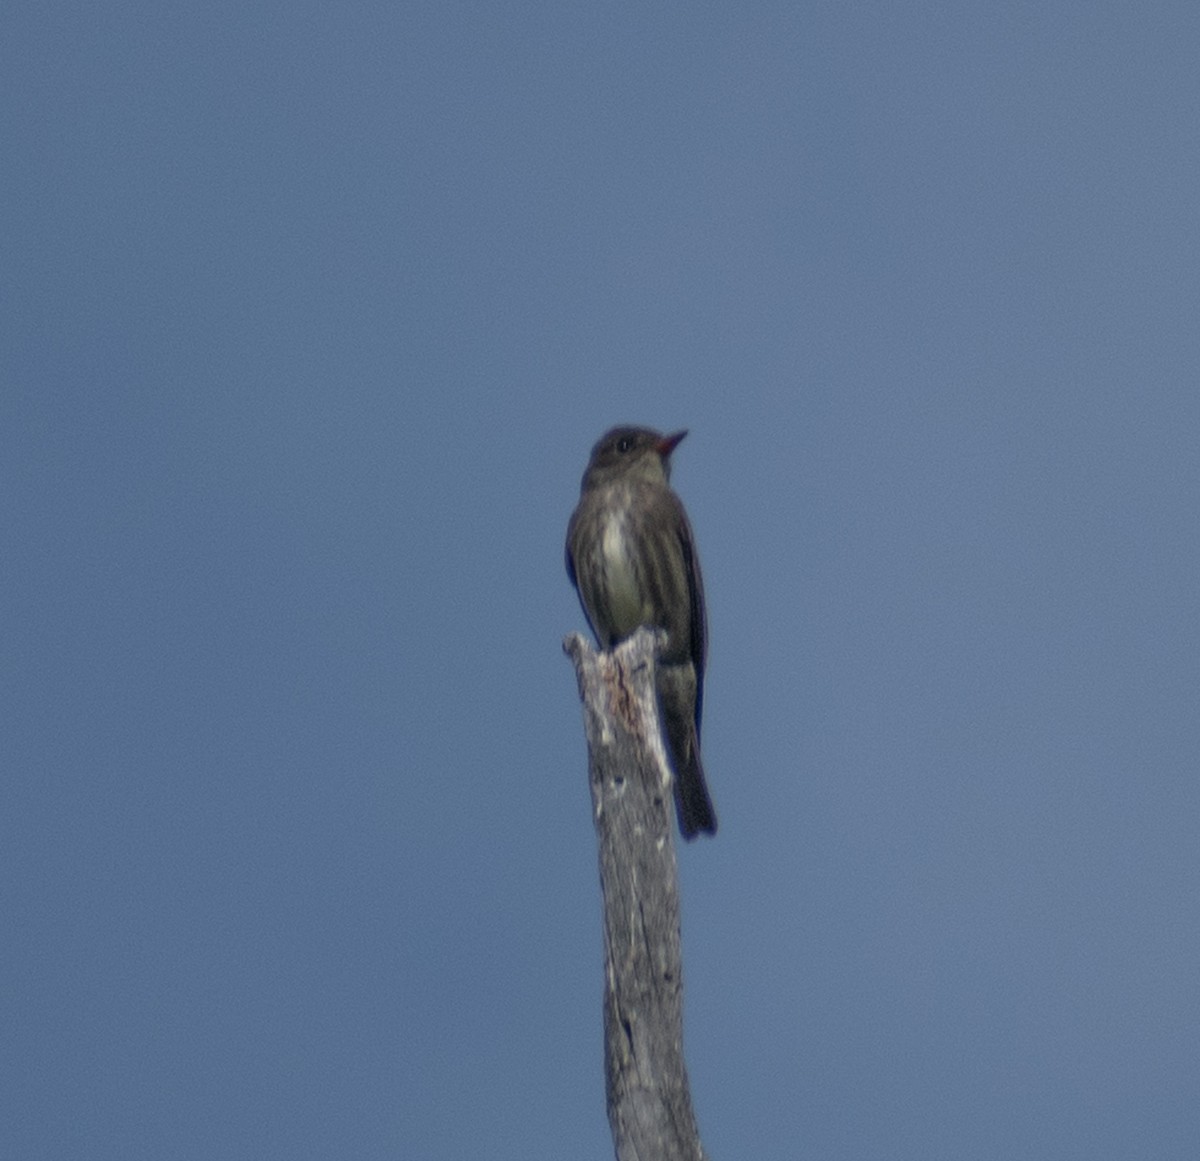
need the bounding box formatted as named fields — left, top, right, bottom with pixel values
left=563, top=627, right=707, bottom=1161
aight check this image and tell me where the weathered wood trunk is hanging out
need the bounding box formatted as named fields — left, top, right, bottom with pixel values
left=564, top=627, right=707, bottom=1161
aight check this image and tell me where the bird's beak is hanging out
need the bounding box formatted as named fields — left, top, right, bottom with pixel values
left=657, top=430, right=688, bottom=457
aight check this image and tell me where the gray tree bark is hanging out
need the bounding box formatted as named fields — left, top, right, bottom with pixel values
left=563, top=627, right=708, bottom=1161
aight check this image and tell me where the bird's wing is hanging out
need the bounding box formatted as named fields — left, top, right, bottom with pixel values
left=672, top=491, right=707, bottom=736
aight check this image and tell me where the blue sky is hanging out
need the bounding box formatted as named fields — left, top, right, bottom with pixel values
left=5, top=3, right=1199, bottom=1158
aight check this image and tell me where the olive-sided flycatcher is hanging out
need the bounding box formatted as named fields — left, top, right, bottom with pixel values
left=566, top=426, right=718, bottom=839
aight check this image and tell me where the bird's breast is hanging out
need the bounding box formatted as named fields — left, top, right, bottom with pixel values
left=597, top=509, right=647, bottom=639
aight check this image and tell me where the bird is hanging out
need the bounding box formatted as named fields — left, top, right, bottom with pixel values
left=566, top=425, right=717, bottom=839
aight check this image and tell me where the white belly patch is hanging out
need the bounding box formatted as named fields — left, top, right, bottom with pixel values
left=601, top=514, right=645, bottom=635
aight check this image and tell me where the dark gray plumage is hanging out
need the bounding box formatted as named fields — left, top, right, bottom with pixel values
left=566, top=426, right=717, bottom=839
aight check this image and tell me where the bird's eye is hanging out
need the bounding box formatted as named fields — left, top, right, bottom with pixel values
left=616, top=437, right=633, bottom=453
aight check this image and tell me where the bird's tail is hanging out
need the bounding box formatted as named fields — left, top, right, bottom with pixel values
left=674, top=738, right=718, bottom=839
left=657, top=664, right=717, bottom=839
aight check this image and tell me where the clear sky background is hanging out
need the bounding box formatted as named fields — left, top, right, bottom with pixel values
left=4, top=3, right=1199, bottom=1158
